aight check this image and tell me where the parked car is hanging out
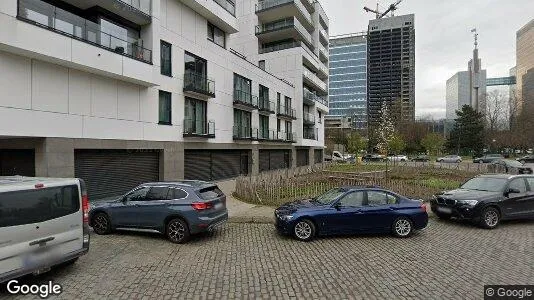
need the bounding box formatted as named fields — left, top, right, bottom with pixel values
left=274, top=187, right=428, bottom=241
left=89, top=181, right=228, bottom=244
left=362, top=154, right=385, bottom=162
left=491, top=159, right=533, bottom=174
left=516, top=155, right=534, bottom=164
left=387, top=155, right=408, bottom=162
left=473, top=153, right=504, bottom=164
left=436, top=155, right=462, bottom=163
left=430, top=174, right=534, bottom=229
left=0, top=177, right=90, bottom=283
left=411, top=155, right=430, bottom=162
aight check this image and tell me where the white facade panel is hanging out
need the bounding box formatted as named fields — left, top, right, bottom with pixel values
left=117, top=82, right=141, bottom=121
left=68, top=69, right=92, bottom=116
left=0, top=51, right=31, bottom=109
left=91, top=76, right=118, bottom=119
left=31, top=60, right=69, bottom=114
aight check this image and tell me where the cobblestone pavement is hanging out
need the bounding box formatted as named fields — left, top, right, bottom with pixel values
left=2, top=219, right=534, bottom=299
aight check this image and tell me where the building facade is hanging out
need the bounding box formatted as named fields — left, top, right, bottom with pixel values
left=327, top=32, right=367, bottom=130
left=446, top=71, right=470, bottom=121
left=516, top=19, right=534, bottom=110
left=0, top=0, right=328, bottom=199
left=367, top=14, right=415, bottom=131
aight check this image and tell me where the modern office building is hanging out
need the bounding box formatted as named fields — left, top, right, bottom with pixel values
left=0, top=0, right=328, bottom=199
left=367, top=14, right=415, bottom=131
left=446, top=71, right=470, bottom=121
left=327, top=32, right=367, bottom=130
left=515, top=19, right=534, bottom=111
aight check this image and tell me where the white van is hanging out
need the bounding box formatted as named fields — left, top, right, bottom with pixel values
left=0, top=177, right=90, bottom=282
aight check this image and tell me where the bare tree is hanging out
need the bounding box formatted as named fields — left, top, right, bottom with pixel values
left=485, top=90, right=508, bottom=132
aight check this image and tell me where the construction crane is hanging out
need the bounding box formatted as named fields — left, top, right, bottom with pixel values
left=364, top=0, right=403, bottom=19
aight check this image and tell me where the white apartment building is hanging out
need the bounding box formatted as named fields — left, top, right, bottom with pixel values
left=0, top=0, right=328, bottom=199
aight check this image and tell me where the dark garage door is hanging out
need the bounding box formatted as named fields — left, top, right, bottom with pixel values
left=74, top=149, right=160, bottom=200
left=0, top=149, right=35, bottom=176
left=296, top=149, right=309, bottom=167
left=259, top=150, right=291, bottom=172
left=184, top=150, right=249, bottom=181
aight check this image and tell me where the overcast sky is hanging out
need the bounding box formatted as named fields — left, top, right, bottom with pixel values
left=321, top=0, right=534, bottom=119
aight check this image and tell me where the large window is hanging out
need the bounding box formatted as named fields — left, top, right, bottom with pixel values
left=185, top=52, right=207, bottom=77
left=208, top=22, right=225, bottom=48
left=185, top=97, right=207, bottom=134
left=259, top=85, right=269, bottom=107
left=234, top=74, right=252, bottom=103
left=234, top=109, right=252, bottom=137
left=259, top=115, right=269, bottom=139
left=159, top=91, right=172, bottom=125
left=160, top=40, right=172, bottom=76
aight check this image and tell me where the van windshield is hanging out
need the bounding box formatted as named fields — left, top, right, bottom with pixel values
left=0, top=185, right=80, bottom=228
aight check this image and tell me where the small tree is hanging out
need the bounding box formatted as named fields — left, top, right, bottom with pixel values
left=388, top=133, right=406, bottom=155
left=421, top=133, right=445, bottom=156
left=346, top=131, right=367, bottom=159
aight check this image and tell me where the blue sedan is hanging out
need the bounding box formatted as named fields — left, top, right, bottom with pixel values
left=275, top=187, right=428, bottom=241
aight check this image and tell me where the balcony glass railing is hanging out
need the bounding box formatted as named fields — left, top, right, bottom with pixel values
left=255, top=17, right=294, bottom=34
left=277, top=104, right=296, bottom=119
left=258, top=130, right=276, bottom=140
left=303, top=89, right=328, bottom=106
left=18, top=0, right=152, bottom=64
left=303, top=112, right=315, bottom=124
left=303, top=127, right=318, bottom=140
left=234, top=90, right=259, bottom=108
left=258, top=99, right=275, bottom=112
left=277, top=131, right=296, bottom=142
left=256, top=0, right=292, bottom=11
left=183, top=119, right=215, bottom=137
left=303, top=68, right=327, bottom=91
left=119, top=0, right=152, bottom=15
left=233, top=126, right=259, bottom=139
left=259, top=40, right=301, bottom=54
left=184, top=72, right=215, bottom=97
left=214, top=0, right=236, bottom=16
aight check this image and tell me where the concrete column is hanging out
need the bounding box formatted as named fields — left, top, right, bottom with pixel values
left=309, top=147, right=315, bottom=166
left=35, top=138, right=75, bottom=178
left=291, top=148, right=297, bottom=168
left=161, top=142, right=184, bottom=181
left=251, top=146, right=259, bottom=176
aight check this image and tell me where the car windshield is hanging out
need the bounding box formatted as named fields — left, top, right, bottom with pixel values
left=460, top=177, right=508, bottom=192
left=503, top=160, right=523, bottom=167
left=314, top=188, right=345, bottom=204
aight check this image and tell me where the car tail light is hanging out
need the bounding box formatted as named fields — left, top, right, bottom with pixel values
left=421, top=203, right=427, bottom=212
left=191, top=202, right=213, bottom=211
left=35, top=183, right=44, bottom=189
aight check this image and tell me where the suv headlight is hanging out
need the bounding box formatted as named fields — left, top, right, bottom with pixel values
left=458, top=200, right=478, bottom=206
left=280, top=215, right=294, bottom=221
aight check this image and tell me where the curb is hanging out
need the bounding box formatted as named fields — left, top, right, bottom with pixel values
left=228, top=216, right=274, bottom=224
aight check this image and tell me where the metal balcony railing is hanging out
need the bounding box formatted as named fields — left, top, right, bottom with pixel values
left=303, top=112, right=315, bottom=124
left=258, top=99, right=275, bottom=113
left=184, top=72, right=215, bottom=97
left=234, top=90, right=259, bottom=108
left=259, top=40, right=301, bottom=54
left=119, top=0, right=152, bottom=15
left=258, top=129, right=276, bottom=140
left=183, top=119, right=215, bottom=137
left=18, top=0, right=152, bottom=64
left=303, top=89, right=328, bottom=106
left=277, top=131, right=296, bottom=142
left=233, top=126, right=259, bottom=140
left=277, top=104, right=297, bottom=119
left=213, top=0, right=235, bottom=16
left=303, top=127, right=318, bottom=140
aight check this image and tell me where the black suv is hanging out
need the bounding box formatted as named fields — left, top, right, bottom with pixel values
left=430, top=174, right=534, bottom=229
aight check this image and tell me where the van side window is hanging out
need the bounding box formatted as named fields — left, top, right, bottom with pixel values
left=0, top=185, right=80, bottom=228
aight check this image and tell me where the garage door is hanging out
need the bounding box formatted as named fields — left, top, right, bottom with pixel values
left=259, top=150, right=291, bottom=172
left=0, top=149, right=35, bottom=176
left=296, top=149, right=309, bottom=167
left=184, top=150, right=249, bottom=181
left=74, top=150, right=160, bottom=200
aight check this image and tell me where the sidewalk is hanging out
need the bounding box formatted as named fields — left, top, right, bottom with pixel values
left=216, top=179, right=435, bottom=224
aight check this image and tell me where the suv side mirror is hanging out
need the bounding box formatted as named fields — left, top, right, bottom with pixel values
left=333, top=202, right=342, bottom=210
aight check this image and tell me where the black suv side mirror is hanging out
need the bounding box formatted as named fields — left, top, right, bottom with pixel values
left=333, top=202, right=342, bottom=210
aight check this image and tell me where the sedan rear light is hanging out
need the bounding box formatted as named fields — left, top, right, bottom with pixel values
left=191, top=202, right=213, bottom=211
left=421, top=203, right=427, bottom=212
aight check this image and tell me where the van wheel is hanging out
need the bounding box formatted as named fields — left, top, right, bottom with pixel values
left=166, top=218, right=190, bottom=244
left=92, top=213, right=111, bottom=235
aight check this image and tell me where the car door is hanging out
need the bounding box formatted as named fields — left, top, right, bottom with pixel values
left=523, top=178, right=534, bottom=216
left=499, top=178, right=530, bottom=218
left=137, top=186, right=171, bottom=228
left=358, top=190, right=397, bottom=232
left=111, top=186, right=150, bottom=227
left=330, top=191, right=365, bottom=234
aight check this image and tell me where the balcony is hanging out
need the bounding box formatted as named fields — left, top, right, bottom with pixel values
left=255, top=17, right=313, bottom=50
left=258, top=99, right=276, bottom=114
left=56, top=0, right=152, bottom=25
left=179, top=0, right=238, bottom=33
left=319, top=27, right=329, bottom=46
left=234, top=90, right=259, bottom=110
left=319, top=44, right=328, bottom=63
left=303, top=89, right=328, bottom=106
left=277, top=104, right=297, bottom=120
left=213, top=0, right=236, bottom=16
left=303, top=68, right=327, bottom=93
left=233, top=126, right=258, bottom=140
left=255, top=0, right=314, bottom=32
left=259, top=40, right=302, bottom=54
left=258, top=130, right=277, bottom=141
left=277, top=131, right=296, bottom=142
left=303, top=112, right=315, bottom=125
left=183, top=120, right=215, bottom=138
left=183, top=72, right=215, bottom=98
left=303, top=127, right=318, bottom=140
left=17, top=0, right=152, bottom=64
left=301, top=0, right=315, bottom=13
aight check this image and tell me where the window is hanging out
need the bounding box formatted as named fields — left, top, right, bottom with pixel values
left=184, top=52, right=207, bottom=77
left=146, top=187, right=170, bottom=200
left=170, top=188, right=188, bottom=199
left=208, top=22, right=225, bottom=48
left=259, top=115, right=269, bottom=138
left=124, top=187, right=150, bottom=202
left=339, top=192, right=364, bottom=207
left=318, top=111, right=322, bottom=123
left=185, top=97, right=207, bottom=134
left=277, top=119, right=281, bottom=132
left=367, top=191, right=389, bottom=206
left=234, top=74, right=252, bottom=102
left=160, top=40, right=172, bottom=76
left=259, top=85, right=269, bottom=107
left=509, top=179, right=527, bottom=193
left=159, top=91, right=172, bottom=125
left=0, top=185, right=80, bottom=228
left=197, top=186, right=224, bottom=200
left=526, top=178, right=534, bottom=191
left=234, top=109, right=252, bottom=133
left=259, top=60, right=265, bottom=70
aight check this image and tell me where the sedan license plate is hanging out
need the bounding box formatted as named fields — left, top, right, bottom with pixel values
left=437, top=206, right=452, bottom=214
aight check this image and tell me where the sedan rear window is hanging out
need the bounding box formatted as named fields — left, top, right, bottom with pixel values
left=0, top=185, right=80, bottom=228
left=197, top=186, right=224, bottom=200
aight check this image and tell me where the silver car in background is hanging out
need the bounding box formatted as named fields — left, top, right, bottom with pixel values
left=436, top=155, right=462, bottom=163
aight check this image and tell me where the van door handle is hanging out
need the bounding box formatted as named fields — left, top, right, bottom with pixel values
left=29, top=237, right=55, bottom=246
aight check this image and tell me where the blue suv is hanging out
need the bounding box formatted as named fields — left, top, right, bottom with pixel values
left=89, top=181, right=228, bottom=243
